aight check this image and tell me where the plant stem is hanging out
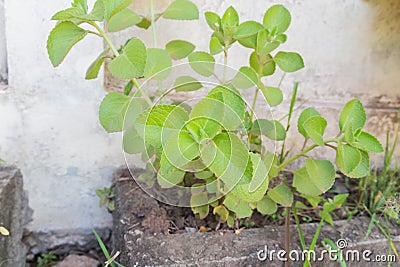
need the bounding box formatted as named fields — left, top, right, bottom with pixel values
left=90, top=22, right=120, bottom=56
left=223, top=49, right=228, bottom=82
left=284, top=206, right=291, bottom=267
left=90, top=22, right=153, bottom=105
left=279, top=82, right=298, bottom=163
left=150, top=0, right=158, bottom=48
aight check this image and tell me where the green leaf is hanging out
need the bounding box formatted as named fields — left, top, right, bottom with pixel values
left=209, top=37, right=224, bottom=55
left=204, top=12, right=221, bottom=31
left=213, top=205, right=229, bottom=222
left=143, top=48, right=172, bottom=81
left=123, top=126, right=145, bottom=154
left=234, top=21, right=264, bottom=39
left=293, top=159, right=336, bottom=196
left=107, top=8, right=141, bottom=32
left=260, top=86, right=283, bottom=107
left=263, top=4, right=291, bottom=34
left=251, top=119, right=286, bottom=141
left=320, top=209, right=334, bottom=226
left=174, top=76, right=203, bottom=92
left=162, top=0, right=199, bottom=20
left=51, top=7, right=85, bottom=21
left=231, top=66, right=258, bottom=89
left=257, top=196, right=277, bottom=215
left=189, top=85, right=246, bottom=136
left=89, top=0, right=105, bottom=21
left=104, top=0, right=132, bottom=20
left=201, top=133, right=249, bottom=190
left=136, top=105, right=189, bottom=148
left=250, top=52, right=276, bottom=77
left=136, top=17, right=151, bottom=29
left=257, top=29, right=279, bottom=56
left=351, top=131, right=383, bottom=153
left=231, top=153, right=269, bottom=202
left=165, top=40, right=195, bottom=60
left=163, top=131, right=200, bottom=169
left=158, top=152, right=186, bottom=188
left=195, top=170, right=213, bottom=180
left=348, top=150, right=370, bottom=178
left=99, top=92, right=131, bottom=132
left=267, top=184, right=293, bottom=207
left=339, top=99, right=366, bottom=132
left=221, top=6, right=239, bottom=28
left=223, top=194, right=253, bottom=219
left=336, top=143, right=362, bottom=177
left=303, top=116, right=327, bottom=146
left=235, top=21, right=264, bottom=49
left=108, top=38, right=147, bottom=79
left=72, top=0, right=88, bottom=13
left=188, top=52, right=215, bottom=77
left=274, top=51, right=304, bottom=72
left=47, top=22, right=89, bottom=67
left=297, top=107, right=321, bottom=138
left=85, top=49, right=109, bottom=80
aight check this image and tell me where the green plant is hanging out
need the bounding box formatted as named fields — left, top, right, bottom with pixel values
left=47, top=1, right=384, bottom=264
left=37, top=252, right=58, bottom=267
left=96, top=187, right=115, bottom=211
left=93, top=229, right=124, bottom=267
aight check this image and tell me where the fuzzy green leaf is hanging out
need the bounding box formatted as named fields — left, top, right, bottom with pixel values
left=231, top=66, right=258, bottom=89
left=163, top=0, right=199, bottom=20
left=123, top=126, right=145, bottom=154
left=260, top=86, right=283, bottom=107
left=99, top=92, right=131, bottom=132
left=303, top=116, right=327, bottom=146
left=267, top=184, right=293, bottom=207
left=108, top=38, right=147, bottom=79
left=348, top=150, right=370, bottom=178
left=251, top=119, right=286, bottom=141
left=174, top=76, right=203, bottom=92
left=47, top=22, right=89, bottom=67
left=204, top=12, right=220, bottom=31
left=336, top=143, right=365, bottom=178
left=188, top=52, right=215, bottom=77
left=85, top=49, right=109, bottom=80
left=352, top=131, right=384, bottom=153
left=223, top=194, right=253, bottom=219
left=201, top=133, right=249, bottom=190
left=165, top=40, right=195, bottom=60
left=107, top=8, right=141, bottom=32
left=234, top=21, right=264, bottom=39
left=163, top=131, right=200, bottom=169
left=263, top=4, right=291, bottom=34
left=297, top=107, right=321, bottom=138
left=257, top=196, right=277, bottom=215
left=104, top=0, right=132, bottom=20
left=339, top=99, right=366, bottom=132
left=293, top=159, right=336, bottom=196
left=221, top=6, right=239, bottom=28
left=136, top=105, right=189, bottom=148
left=209, top=37, right=224, bottom=55
left=274, top=51, right=304, bottom=72
left=143, top=48, right=172, bottom=81
left=158, top=152, right=186, bottom=188
left=250, top=52, right=276, bottom=77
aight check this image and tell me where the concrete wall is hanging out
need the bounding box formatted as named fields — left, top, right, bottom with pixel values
left=0, top=0, right=7, bottom=81
left=0, top=0, right=398, bottom=239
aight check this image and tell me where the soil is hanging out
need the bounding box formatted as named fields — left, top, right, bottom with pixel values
left=112, top=168, right=348, bottom=235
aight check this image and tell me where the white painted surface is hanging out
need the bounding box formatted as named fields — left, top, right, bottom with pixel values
left=0, top=0, right=398, bottom=233
left=0, top=0, right=7, bottom=81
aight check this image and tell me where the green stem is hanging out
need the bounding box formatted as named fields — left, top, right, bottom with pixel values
left=90, top=22, right=153, bottom=106
left=150, top=0, right=158, bottom=48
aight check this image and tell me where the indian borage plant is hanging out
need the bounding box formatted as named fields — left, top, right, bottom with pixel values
left=47, top=0, right=383, bottom=238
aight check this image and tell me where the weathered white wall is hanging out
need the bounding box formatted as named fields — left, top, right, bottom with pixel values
left=0, top=0, right=398, bottom=236
left=0, top=0, right=128, bottom=233
left=0, top=0, right=7, bottom=81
